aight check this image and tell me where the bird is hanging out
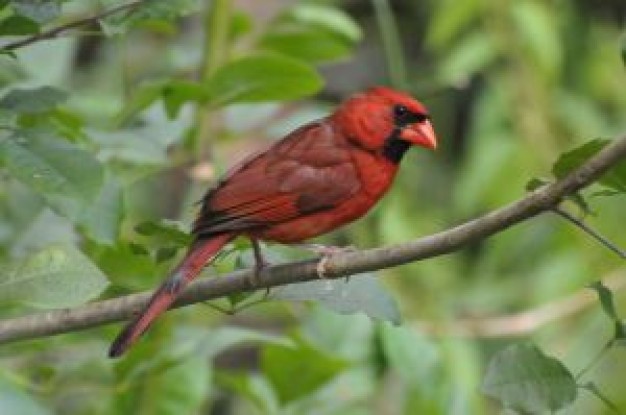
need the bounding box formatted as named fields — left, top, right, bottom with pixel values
left=108, top=86, right=437, bottom=358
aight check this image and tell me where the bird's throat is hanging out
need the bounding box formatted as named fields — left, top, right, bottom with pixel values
left=382, top=130, right=410, bottom=164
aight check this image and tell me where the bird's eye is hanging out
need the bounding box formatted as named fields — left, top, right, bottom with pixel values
left=393, top=105, right=409, bottom=119
left=393, top=104, right=430, bottom=126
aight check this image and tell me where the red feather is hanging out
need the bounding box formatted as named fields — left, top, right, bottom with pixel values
left=109, top=87, right=437, bottom=357
left=109, top=233, right=233, bottom=357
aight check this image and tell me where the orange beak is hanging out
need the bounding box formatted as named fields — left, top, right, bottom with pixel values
left=399, top=120, right=437, bottom=150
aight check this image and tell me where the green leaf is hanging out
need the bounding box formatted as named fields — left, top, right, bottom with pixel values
left=113, top=326, right=288, bottom=414
left=0, top=179, right=44, bottom=248
left=215, top=372, right=277, bottom=415
left=427, top=0, right=482, bottom=48
left=0, top=244, right=109, bottom=308
left=89, top=126, right=172, bottom=166
left=161, top=80, right=205, bottom=119
left=0, top=14, right=39, bottom=35
left=588, top=281, right=626, bottom=341
left=259, top=25, right=355, bottom=64
left=114, top=81, right=164, bottom=124
left=191, top=326, right=293, bottom=358
left=525, top=177, right=549, bottom=192
left=116, top=326, right=291, bottom=383
left=229, top=9, right=253, bottom=41
left=205, top=54, right=323, bottom=107
left=552, top=139, right=626, bottom=193
left=143, top=356, right=210, bottom=415
left=286, top=4, right=361, bottom=43
left=0, top=130, right=104, bottom=221
left=564, top=192, right=594, bottom=217
left=129, top=242, right=150, bottom=256
left=114, top=355, right=211, bottom=415
left=588, top=281, right=620, bottom=322
left=85, top=241, right=163, bottom=290
left=274, top=273, right=401, bottom=324
left=99, top=0, right=199, bottom=36
left=438, top=31, right=497, bottom=85
left=510, top=1, right=561, bottom=78
left=155, top=246, right=178, bottom=263
left=482, top=343, right=577, bottom=413
left=115, top=79, right=204, bottom=123
left=553, top=139, right=606, bottom=178
left=79, top=174, right=123, bottom=244
left=379, top=323, right=440, bottom=386
left=11, top=0, right=60, bottom=24
left=0, top=375, right=51, bottom=415
left=0, top=86, right=67, bottom=114
left=134, top=220, right=192, bottom=247
left=259, top=4, right=361, bottom=63
left=261, top=334, right=348, bottom=404
left=49, top=108, right=87, bottom=141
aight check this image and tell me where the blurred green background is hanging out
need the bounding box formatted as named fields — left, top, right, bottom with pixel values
left=0, top=0, right=625, bottom=414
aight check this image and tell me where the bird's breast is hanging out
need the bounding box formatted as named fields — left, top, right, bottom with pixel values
left=351, top=149, right=399, bottom=199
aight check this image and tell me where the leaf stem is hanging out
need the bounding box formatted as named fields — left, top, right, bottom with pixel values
left=0, top=1, right=143, bottom=52
left=579, top=382, right=620, bottom=413
left=371, top=0, right=408, bottom=89
left=192, top=0, right=232, bottom=161
left=574, top=339, right=612, bottom=381
left=552, top=207, right=626, bottom=259
left=200, top=0, right=231, bottom=80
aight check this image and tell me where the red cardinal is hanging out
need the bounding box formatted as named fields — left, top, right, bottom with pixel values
left=109, top=87, right=437, bottom=357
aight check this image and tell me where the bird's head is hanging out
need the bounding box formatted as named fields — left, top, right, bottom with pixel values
left=333, top=87, right=437, bottom=161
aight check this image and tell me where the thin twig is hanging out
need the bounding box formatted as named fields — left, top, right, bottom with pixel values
left=371, top=0, right=408, bottom=89
left=0, top=134, right=624, bottom=345
left=191, top=0, right=231, bottom=160
left=575, top=340, right=614, bottom=381
left=579, top=382, right=621, bottom=414
left=1, top=1, right=144, bottom=52
left=414, top=270, right=626, bottom=338
left=552, top=207, right=626, bottom=259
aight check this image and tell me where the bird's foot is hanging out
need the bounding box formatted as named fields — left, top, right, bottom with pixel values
left=249, top=238, right=271, bottom=296
left=296, top=244, right=356, bottom=280
left=247, top=257, right=270, bottom=287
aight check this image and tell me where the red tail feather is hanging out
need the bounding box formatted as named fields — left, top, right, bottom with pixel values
left=109, top=233, right=234, bottom=358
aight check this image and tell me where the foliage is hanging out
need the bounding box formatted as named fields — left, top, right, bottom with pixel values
left=0, top=244, right=108, bottom=308
left=482, top=343, right=577, bottom=413
left=553, top=139, right=626, bottom=194
left=0, top=0, right=625, bottom=414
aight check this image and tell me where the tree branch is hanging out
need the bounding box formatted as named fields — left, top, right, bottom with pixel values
left=0, top=135, right=625, bottom=345
left=414, top=270, right=626, bottom=338
left=1, top=1, right=143, bottom=52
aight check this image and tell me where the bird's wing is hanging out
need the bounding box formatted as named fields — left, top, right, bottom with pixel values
left=193, top=120, right=361, bottom=236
